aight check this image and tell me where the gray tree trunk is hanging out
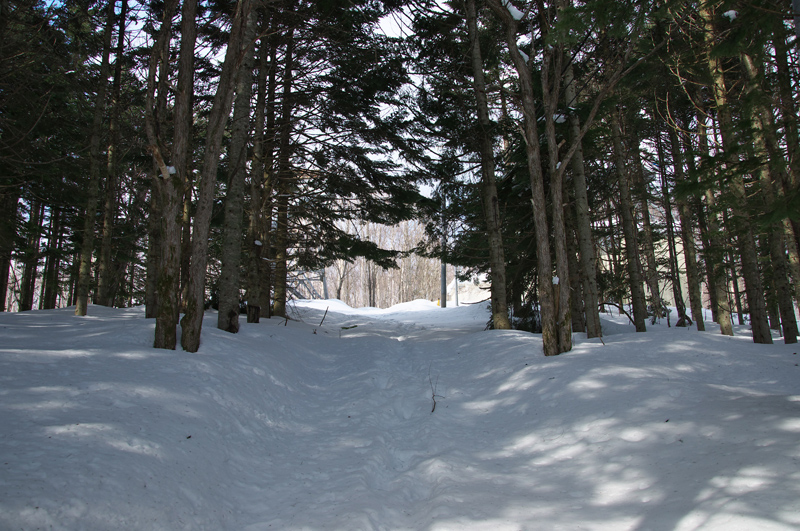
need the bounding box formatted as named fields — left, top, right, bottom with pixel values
left=610, top=109, right=647, bottom=332
left=564, top=63, right=601, bottom=338
left=97, top=0, right=127, bottom=307
left=75, top=0, right=115, bottom=316
left=668, top=127, right=706, bottom=331
left=465, top=0, right=510, bottom=330
left=218, top=14, right=256, bottom=334
left=181, top=0, right=254, bottom=352
left=700, top=0, right=771, bottom=343
left=271, top=20, right=295, bottom=319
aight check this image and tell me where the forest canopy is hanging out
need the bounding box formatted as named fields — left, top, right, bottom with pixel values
left=1, top=0, right=799, bottom=355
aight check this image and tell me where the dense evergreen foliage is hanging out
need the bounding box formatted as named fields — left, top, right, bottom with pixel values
left=1, top=0, right=799, bottom=354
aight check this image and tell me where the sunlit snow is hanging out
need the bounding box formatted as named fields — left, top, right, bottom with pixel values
left=2, top=301, right=799, bottom=529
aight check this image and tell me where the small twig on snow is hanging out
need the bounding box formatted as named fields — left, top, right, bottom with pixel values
left=429, top=363, right=445, bottom=413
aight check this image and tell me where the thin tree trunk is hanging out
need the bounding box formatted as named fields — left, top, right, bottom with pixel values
left=699, top=0, right=771, bottom=343
left=75, top=0, right=115, bottom=316
left=181, top=0, right=254, bottom=352
left=741, top=51, right=798, bottom=343
left=271, top=18, right=295, bottom=320
left=632, top=138, right=662, bottom=319
left=564, top=63, right=601, bottom=338
left=97, top=0, right=127, bottom=307
left=218, top=13, right=256, bottom=333
left=657, top=134, right=687, bottom=325
left=610, top=109, right=647, bottom=332
left=20, top=200, right=44, bottom=311
left=0, top=190, right=19, bottom=311
left=668, top=126, right=705, bottom=331
left=465, top=0, right=510, bottom=330
left=541, top=46, right=572, bottom=353
left=245, top=15, right=273, bottom=324
left=41, top=207, right=63, bottom=309
left=485, top=0, right=557, bottom=354
left=692, top=107, right=733, bottom=334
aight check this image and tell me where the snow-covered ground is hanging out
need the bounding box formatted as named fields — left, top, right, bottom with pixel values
left=1, top=300, right=799, bottom=530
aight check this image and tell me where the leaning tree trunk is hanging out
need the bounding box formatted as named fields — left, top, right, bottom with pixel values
left=465, top=0, right=511, bottom=330
left=610, top=109, right=647, bottom=332
left=218, top=13, right=256, bottom=334
left=181, top=0, right=253, bottom=352
left=75, top=0, right=115, bottom=316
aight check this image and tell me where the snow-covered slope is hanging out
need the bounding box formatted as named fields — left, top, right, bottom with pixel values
left=1, top=302, right=799, bottom=530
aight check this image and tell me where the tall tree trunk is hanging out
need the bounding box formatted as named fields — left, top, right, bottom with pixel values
left=566, top=210, right=585, bottom=333
left=245, top=15, right=274, bottom=324
left=668, top=127, right=706, bottom=331
left=632, top=138, right=662, bottom=320
left=541, top=46, right=572, bottom=353
left=218, top=13, right=256, bottom=333
left=692, top=107, right=733, bottom=334
left=486, top=0, right=557, bottom=354
left=699, top=0, right=771, bottom=343
left=75, top=0, right=115, bottom=316
left=465, top=0, right=510, bottom=330
left=97, top=0, right=127, bottom=307
left=271, top=19, right=295, bottom=320
left=656, top=133, right=686, bottom=325
left=610, top=109, right=647, bottom=332
left=0, top=190, right=19, bottom=312
left=181, top=0, right=254, bottom=352
left=741, top=51, right=798, bottom=343
left=658, top=144, right=685, bottom=326
left=41, top=207, right=63, bottom=310
left=20, top=200, right=44, bottom=311
left=564, top=63, right=601, bottom=338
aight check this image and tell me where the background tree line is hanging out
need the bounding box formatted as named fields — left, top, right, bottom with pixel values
left=1, top=0, right=799, bottom=355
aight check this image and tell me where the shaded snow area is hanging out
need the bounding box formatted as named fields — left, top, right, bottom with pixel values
left=2, top=301, right=800, bottom=530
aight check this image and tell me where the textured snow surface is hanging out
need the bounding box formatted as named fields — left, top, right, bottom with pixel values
left=2, top=301, right=800, bottom=530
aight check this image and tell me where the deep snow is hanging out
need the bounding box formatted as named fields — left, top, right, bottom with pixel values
left=1, top=300, right=799, bottom=530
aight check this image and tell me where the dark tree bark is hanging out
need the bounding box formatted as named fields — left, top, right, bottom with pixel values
left=181, top=0, right=254, bottom=352
left=271, top=17, right=295, bottom=319
left=0, top=190, right=19, bottom=311
left=96, top=0, right=127, bottom=307
left=699, top=0, right=771, bottom=343
left=465, top=0, right=511, bottom=330
left=75, top=0, right=115, bottom=316
left=610, top=109, right=647, bottom=332
left=40, top=207, right=63, bottom=310
left=668, top=127, right=705, bottom=331
left=19, top=200, right=43, bottom=311
left=218, top=12, right=256, bottom=334
left=564, top=63, right=601, bottom=338
left=631, top=138, right=662, bottom=320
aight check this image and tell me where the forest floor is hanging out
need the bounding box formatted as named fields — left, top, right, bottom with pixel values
left=1, top=299, right=800, bottom=530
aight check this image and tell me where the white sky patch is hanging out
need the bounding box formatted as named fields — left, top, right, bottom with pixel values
left=723, top=10, right=738, bottom=21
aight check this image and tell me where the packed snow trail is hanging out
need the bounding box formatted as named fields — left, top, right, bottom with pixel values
left=1, top=300, right=800, bottom=530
